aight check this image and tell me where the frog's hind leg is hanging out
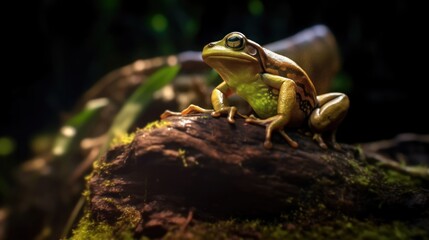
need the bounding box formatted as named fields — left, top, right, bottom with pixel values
left=309, top=93, right=349, bottom=149
left=245, top=79, right=299, bottom=149
left=246, top=115, right=298, bottom=149
left=160, top=104, right=213, bottom=119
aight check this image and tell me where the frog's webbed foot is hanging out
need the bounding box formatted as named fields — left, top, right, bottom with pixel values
left=160, top=104, right=213, bottom=119
left=246, top=115, right=298, bottom=149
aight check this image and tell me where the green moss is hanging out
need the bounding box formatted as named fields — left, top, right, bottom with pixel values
left=177, top=148, right=199, bottom=167
left=344, top=157, right=378, bottom=187
left=178, top=148, right=188, bottom=167
left=199, top=114, right=210, bottom=119
left=164, top=217, right=428, bottom=240
left=70, top=197, right=140, bottom=239
left=345, top=156, right=423, bottom=190
left=72, top=207, right=427, bottom=240
left=352, top=173, right=372, bottom=186
left=110, top=132, right=135, bottom=148
left=101, top=179, right=113, bottom=187
left=92, top=159, right=115, bottom=175
left=141, top=120, right=170, bottom=131
left=70, top=213, right=134, bottom=240
left=382, top=169, right=422, bottom=186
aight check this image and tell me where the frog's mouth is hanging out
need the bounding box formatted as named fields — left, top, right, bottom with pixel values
left=202, top=52, right=258, bottom=64
left=202, top=44, right=258, bottom=63
left=203, top=55, right=254, bottom=63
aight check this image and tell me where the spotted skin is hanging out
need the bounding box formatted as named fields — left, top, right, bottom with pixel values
left=262, top=49, right=318, bottom=117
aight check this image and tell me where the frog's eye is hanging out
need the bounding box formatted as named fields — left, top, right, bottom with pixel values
left=226, top=34, right=244, bottom=50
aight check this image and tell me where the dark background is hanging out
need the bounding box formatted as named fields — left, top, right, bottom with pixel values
left=1, top=0, right=427, bottom=194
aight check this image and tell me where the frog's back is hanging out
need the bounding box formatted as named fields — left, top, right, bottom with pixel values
left=262, top=49, right=318, bottom=116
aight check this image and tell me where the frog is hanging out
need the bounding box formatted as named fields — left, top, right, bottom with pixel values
left=161, top=32, right=349, bottom=149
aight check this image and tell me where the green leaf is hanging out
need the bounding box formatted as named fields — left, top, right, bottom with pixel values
left=52, top=98, right=109, bottom=157
left=105, top=65, right=180, bottom=150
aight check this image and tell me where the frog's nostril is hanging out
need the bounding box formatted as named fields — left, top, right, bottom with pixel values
left=207, top=42, right=215, bottom=47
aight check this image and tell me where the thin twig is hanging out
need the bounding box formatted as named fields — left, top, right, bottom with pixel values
left=179, top=208, right=194, bottom=233
left=365, top=151, right=429, bottom=180
left=61, top=196, right=86, bottom=239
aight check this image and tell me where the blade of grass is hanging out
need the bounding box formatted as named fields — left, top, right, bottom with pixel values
left=51, top=98, right=109, bottom=158
left=102, top=65, right=180, bottom=153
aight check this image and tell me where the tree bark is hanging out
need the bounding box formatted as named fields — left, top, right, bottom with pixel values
left=86, top=114, right=429, bottom=238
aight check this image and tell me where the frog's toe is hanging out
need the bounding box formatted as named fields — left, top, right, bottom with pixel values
left=245, top=117, right=268, bottom=126
left=245, top=118, right=254, bottom=123
left=313, top=133, right=328, bottom=149
left=263, top=140, right=273, bottom=149
left=332, top=142, right=342, bottom=150
left=244, top=114, right=257, bottom=121
left=211, top=106, right=238, bottom=123
left=227, top=116, right=235, bottom=124
left=319, top=142, right=328, bottom=149
left=211, top=111, right=221, bottom=117
left=160, top=110, right=180, bottom=119
left=279, top=130, right=299, bottom=148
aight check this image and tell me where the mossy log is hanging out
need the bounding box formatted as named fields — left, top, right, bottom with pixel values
left=80, top=114, right=429, bottom=239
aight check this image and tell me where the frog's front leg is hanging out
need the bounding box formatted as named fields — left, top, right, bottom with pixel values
left=246, top=74, right=298, bottom=149
left=209, top=82, right=240, bottom=123
left=309, top=92, right=349, bottom=149
left=161, top=82, right=240, bottom=122
left=160, top=104, right=213, bottom=119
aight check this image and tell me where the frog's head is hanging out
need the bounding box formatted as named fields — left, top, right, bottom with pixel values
left=202, top=32, right=265, bottom=78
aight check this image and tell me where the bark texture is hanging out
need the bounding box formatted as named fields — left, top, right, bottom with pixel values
left=86, top=114, right=429, bottom=238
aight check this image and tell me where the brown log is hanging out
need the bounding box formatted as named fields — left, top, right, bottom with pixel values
left=85, top=114, right=429, bottom=238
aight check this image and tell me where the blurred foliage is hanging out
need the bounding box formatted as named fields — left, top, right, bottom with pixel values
left=0, top=137, right=15, bottom=157
left=0, top=136, right=15, bottom=204
left=331, top=72, right=353, bottom=94
left=51, top=98, right=108, bottom=158
left=248, top=0, right=264, bottom=16
left=103, top=65, right=180, bottom=154
left=151, top=14, right=169, bottom=33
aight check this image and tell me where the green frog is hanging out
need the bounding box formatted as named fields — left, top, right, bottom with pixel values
left=161, top=32, right=349, bottom=149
